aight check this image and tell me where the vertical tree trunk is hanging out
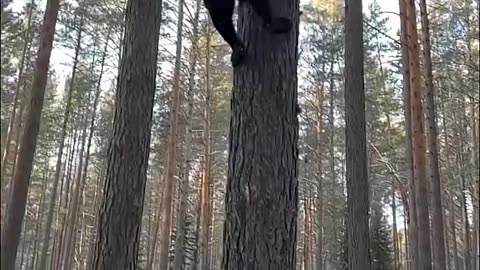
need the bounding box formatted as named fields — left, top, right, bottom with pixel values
left=199, top=21, right=213, bottom=270
left=62, top=117, right=88, bottom=270
left=418, top=1, right=446, bottom=269
left=37, top=14, right=85, bottom=270
left=344, top=0, right=371, bottom=269
left=398, top=1, right=419, bottom=268
left=315, top=73, right=325, bottom=270
left=405, top=0, right=433, bottom=268
left=192, top=168, right=204, bottom=270
left=89, top=0, right=162, bottom=267
left=30, top=157, right=49, bottom=270
left=449, top=194, right=460, bottom=270
left=304, top=189, right=312, bottom=270
left=0, top=0, right=61, bottom=268
left=172, top=0, right=201, bottom=268
left=157, top=0, right=185, bottom=267
left=221, top=0, right=300, bottom=268
left=392, top=188, right=399, bottom=270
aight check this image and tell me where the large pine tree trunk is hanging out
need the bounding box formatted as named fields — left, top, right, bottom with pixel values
left=418, top=1, right=446, bottom=269
left=221, top=0, right=300, bottom=268
left=157, top=0, right=185, bottom=268
left=89, top=0, right=162, bottom=267
left=0, top=0, right=61, bottom=268
left=397, top=0, right=419, bottom=268
left=405, top=0, right=433, bottom=268
left=344, top=0, right=371, bottom=269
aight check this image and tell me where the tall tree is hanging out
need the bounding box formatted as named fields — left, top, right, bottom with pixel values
left=0, top=0, right=61, bottom=268
left=344, top=0, right=371, bottom=269
left=418, top=0, right=446, bottom=269
left=405, top=0, right=433, bottom=268
left=221, top=0, right=300, bottom=268
left=157, top=0, right=185, bottom=267
left=89, top=0, right=162, bottom=267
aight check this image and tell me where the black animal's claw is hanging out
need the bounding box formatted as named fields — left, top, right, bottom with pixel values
left=231, top=45, right=246, bottom=67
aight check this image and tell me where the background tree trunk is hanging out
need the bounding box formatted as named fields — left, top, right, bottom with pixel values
left=344, top=0, right=371, bottom=269
left=89, top=0, right=162, bottom=267
left=0, top=0, right=61, bottom=268
left=418, top=0, right=446, bottom=269
left=157, top=0, right=185, bottom=267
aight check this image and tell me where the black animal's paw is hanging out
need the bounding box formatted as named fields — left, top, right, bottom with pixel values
left=267, top=17, right=292, bottom=34
left=231, top=45, right=246, bottom=67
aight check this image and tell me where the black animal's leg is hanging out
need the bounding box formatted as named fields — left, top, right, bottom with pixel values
left=205, top=0, right=246, bottom=66
left=211, top=18, right=246, bottom=67
left=240, top=0, right=292, bottom=34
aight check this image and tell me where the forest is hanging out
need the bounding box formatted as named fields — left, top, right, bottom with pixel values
left=0, top=0, right=478, bottom=269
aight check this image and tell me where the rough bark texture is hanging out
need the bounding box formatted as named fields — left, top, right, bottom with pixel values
left=398, top=0, right=419, bottom=268
left=221, top=0, right=300, bottom=268
left=0, top=0, right=60, bottom=268
left=315, top=77, right=324, bottom=270
left=344, top=0, right=371, bottom=269
left=418, top=1, right=446, bottom=269
left=89, top=0, right=161, bottom=268
left=172, top=1, right=201, bottom=269
left=405, top=0, right=433, bottom=268
left=157, top=0, right=185, bottom=266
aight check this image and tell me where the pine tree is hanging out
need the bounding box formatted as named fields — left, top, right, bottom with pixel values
left=370, top=206, right=394, bottom=270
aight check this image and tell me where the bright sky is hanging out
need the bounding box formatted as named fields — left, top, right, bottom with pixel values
left=10, top=0, right=401, bottom=90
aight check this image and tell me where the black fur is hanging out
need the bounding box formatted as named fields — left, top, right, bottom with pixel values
left=204, top=0, right=292, bottom=67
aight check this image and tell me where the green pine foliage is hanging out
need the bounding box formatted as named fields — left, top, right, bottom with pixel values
left=370, top=206, right=394, bottom=270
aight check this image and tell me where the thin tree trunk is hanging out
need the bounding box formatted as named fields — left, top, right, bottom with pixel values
left=418, top=1, right=446, bottom=269
left=0, top=0, right=61, bottom=267
left=398, top=1, right=419, bottom=268
left=199, top=21, right=213, bottom=270
left=344, top=0, right=371, bottom=268
left=315, top=67, right=325, bottom=270
left=405, top=0, right=433, bottom=268
left=30, top=157, right=49, bottom=270
left=62, top=118, right=88, bottom=270
left=192, top=169, right=203, bottom=270
left=392, top=187, right=399, bottom=270
left=37, top=15, right=85, bottom=270
left=171, top=1, right=201, bottom=268
left=157, top=0, right=185, bottom=267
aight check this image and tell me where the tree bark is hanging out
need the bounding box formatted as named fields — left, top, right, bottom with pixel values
left=172, top=1, right=201, bottom=268
left=344, top=0, right=371, bottom=269
left=199, top=21, right=213, bottom=270
left=0, top=0, right=61, bottom=268
left=405, top=0, right=433, bottom=268
left=398, top=0, right=419, bottom=268
left=157, top=0, right=185, bottom=268
left=315, top=70, right=325, bottom=270
left=89, top=0, right=162, bottom=267
left=418, top=1, right=446, bottom=269
left=221, top=0, right=300, bottom=268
